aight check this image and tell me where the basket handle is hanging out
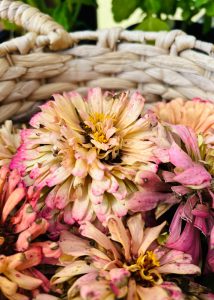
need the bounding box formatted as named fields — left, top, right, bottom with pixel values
left=0, top=0, right=73, bottom=52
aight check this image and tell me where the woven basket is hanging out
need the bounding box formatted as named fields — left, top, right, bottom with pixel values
left=0, top=0, right=214, bottom=123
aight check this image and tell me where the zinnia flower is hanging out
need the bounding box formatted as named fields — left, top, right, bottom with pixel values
left=0, top=121, right=20, bottom=166
left=128, top=125, right=212, bottom=212
left=0, top=165, right=61, bottom=299
left=11, top=88, right=157, bottom=224
left=51, top=214, right=200, bottom=300
left=153, top=98, right=214, bottom=175
left=153, top=98, right=214, bottom=136
left=128, top=124, right=214, bottom=268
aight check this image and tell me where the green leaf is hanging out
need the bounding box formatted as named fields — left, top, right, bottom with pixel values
left=206, top=1, right=214, bottom=16
left=135, top=16, right=170, bottom=31
left=144, top=0, right=161, bottom=14
left=53, top=3, right=71, bottom=31
left=194, top=0, right=209, bottom=8
left=112, top=0, right=139, bottom=22
left=160, top=0, right=177, bottom=15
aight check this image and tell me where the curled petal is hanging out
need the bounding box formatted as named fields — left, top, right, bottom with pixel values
left=2, top=187, right=26, bottom=223
left=16, top=219, right=49, bottom=251
left=127, top=214, right=145, bottom=256
left=80, top=221, right=120, bottom=260
left=107, top=215, right=131, bottom=261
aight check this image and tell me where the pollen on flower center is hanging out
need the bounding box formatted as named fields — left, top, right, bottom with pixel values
left=79, top=111, right=122, bottom=162
left=89, top=112, right=111, bottom=124
left=88, top=112, right=113, bottom=144
left=126, top=251, right=162, bottom=286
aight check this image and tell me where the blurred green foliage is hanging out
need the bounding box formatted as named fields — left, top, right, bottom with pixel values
left=2, top=0, right=97, bottom=32
left=112, top=0, right=214, bottom=32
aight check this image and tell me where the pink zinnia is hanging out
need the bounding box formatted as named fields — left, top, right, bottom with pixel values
left=51, top=214, right=200, bottom=300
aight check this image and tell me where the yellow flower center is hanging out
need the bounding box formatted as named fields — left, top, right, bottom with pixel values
left=126, top=251, right=163, bottom=285
left=89, top=112, right=110, bottom=124
left=88, top=113, right=113, bottom=144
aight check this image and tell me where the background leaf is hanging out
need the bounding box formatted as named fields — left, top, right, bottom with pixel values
left=160, top=0, right=177, bottom=15
left=112, top=0, right=139, bottom=22
left=53, top=2, right=71, bottom=31
left=143, top=0, right=161, bottom=14
left=194, top=0, right=209, bottom=8
left=205, top=1, right=214, bottom=16
left=135, top=16, right=170, bottom=31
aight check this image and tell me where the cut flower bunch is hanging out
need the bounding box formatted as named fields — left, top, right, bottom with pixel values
left=0, top=88, right=213, bottom=300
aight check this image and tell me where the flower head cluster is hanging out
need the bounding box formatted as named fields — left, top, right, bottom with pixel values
left=1, top=90, right=213, bottom=299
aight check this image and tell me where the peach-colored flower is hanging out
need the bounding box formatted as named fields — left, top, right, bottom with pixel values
left=11, top=88, right=158, bottom=223
left=51, top=214, right=200, bottom=300
left=153, top=98, right=214, bottom=136
left=0, top=121, right=21, bottom=166
left=0, top=165, right=61, bottom=299
left=154, top=98, right=214, bottom=175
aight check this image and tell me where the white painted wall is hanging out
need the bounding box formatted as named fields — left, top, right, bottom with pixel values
left=97, top=0, right=142, bottom=29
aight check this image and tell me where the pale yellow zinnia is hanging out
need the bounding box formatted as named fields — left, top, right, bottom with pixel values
left=11, top=88, right=158, bottom=223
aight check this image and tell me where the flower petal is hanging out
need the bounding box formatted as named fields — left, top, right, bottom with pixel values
left=127, top=191, right=172, bottom=212
left=127, top=214, right=145, bottom=256
left=138, top=222, right=166, bottom=256
left=107, top=215, right=131, bottom=261
left=5, top=270, right=42, bottom=290
left=137, top=285, right=169, bottom=300
left=2, top=187, right=26, bottom=223
left=80, top=221, right=120, bottom=260
left=51, top=261, right=96, bottom=284
left=168, top=142, right=193, bottom=169
left=157, top=262, right=201, bottom=274
left=173, top=164, right=211, bottom=188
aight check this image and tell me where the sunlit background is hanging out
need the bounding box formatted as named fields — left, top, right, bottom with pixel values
left=97, top=0, right=142, bottom=29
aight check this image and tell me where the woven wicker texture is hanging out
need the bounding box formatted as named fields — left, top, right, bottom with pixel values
left=0, top=0, right=214, bottom=123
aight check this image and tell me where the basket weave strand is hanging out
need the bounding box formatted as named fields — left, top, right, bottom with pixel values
left=0, top=0, right=214, bottom=122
